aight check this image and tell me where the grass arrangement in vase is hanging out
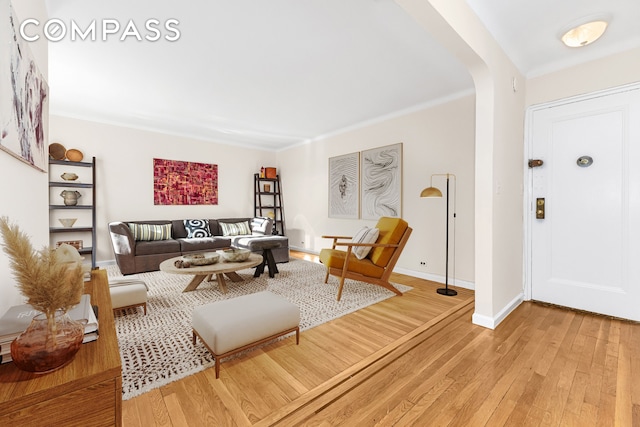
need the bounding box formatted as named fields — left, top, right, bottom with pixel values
left=0, top=216, right=86, bottom=373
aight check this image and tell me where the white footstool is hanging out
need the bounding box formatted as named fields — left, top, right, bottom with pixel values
left=192, top=291, right=300, bottom=378
left=109, top=279, right=148, bottom=314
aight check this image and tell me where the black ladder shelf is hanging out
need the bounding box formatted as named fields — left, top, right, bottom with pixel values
left=48, top=157, right=97, bottom=269
left=254, top=173, right=286, bottom=236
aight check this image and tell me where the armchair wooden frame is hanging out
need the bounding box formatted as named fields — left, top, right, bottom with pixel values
left=322, top=226, right=413, bottom=301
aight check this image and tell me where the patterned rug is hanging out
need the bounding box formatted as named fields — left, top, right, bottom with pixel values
left=105, top=259, right=411, bottom=400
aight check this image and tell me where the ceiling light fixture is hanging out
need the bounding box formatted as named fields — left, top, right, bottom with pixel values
left=561, top=19, right=609, bottom=47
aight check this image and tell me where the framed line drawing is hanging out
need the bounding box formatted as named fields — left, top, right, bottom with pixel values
left=0, top=2, right=48, bottom=172
left=361, top=143, right=402, bottom=220
left=328, top=152, right=359, bottom=218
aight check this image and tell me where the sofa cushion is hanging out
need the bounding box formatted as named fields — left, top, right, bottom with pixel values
left=369, top=217, right=408, bottom=267
left=220, top=221, right=252, bottom=236
left=319, top=249, right=385, bottom=278
left=127, top=223, right=172, bottom=241
left=232, top=235, right=287, bottom=250
left=171, top=220, right=188, bottom=238
left=178, top=237, right=231, bottom=253
left=135, top=239, right=181, bottom=256
left=251, top=217, right=274, bottom=236
left=184, top=219, right=212, bottom=238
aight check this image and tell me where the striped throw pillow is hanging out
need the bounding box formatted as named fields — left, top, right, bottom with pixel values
left=351, top=226, right=379, bottom=259
left=220, top=221, right=252, bottom=236
left=128, top=223, right=172, bottom=241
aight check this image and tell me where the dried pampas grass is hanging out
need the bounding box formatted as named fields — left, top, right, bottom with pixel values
left=0, top=216, right=84, bottom=325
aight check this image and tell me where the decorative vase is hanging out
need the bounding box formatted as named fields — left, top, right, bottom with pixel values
left=10, top=310, right=85, bottom=373
left=60, top=190, right=81, bottom=206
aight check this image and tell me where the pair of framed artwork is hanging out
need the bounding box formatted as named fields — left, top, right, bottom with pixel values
left=328, top=143, right=402, bottom=220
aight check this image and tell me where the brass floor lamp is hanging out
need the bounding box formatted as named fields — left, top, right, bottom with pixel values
left=421, top=173, right=457, bottom=296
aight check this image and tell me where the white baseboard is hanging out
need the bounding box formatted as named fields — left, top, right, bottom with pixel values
left=289, top=246, right=475, bottom=291
left=289, top=246, right=317, bottom=255
left=393, top=267, right=475, bottom=291
left=97, top=259, right=117, bottom=269
left=472, top=292, right=524, bottom=330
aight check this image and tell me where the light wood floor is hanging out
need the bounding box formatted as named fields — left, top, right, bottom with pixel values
left=122, top=252, right=640, bottom=426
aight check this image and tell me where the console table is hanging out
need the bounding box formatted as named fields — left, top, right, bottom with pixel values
left=0, top=269, right=122, bottom=426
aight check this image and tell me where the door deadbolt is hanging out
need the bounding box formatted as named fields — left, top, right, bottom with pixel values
left=536, top=198, right=545, bottom=219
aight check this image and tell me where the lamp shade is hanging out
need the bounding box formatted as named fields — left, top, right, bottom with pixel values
left=420, top=187, right=443, bottom=198
left=561, top=20, right=608, bottom=47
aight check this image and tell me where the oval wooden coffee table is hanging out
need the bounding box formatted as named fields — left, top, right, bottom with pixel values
left=159, top=252, right=262, bottom=293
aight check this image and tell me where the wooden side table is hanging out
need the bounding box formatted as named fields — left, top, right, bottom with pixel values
left=252, top=241, right=282, bottom=278
left=0, top=269, right=122, bottom=426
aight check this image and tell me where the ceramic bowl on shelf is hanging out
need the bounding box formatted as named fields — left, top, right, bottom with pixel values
left=65, top=149, right=84, bottom=162
left=220, top=248, right=251, bottom=262
left=49, top=143, right=66, bottom=160
left=61, top=172, right=79, bottom=181
left=58, top=218, right=77, bottom=228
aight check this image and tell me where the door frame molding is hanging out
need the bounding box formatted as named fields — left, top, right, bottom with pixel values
left=522, top=82, right=640, bottom=302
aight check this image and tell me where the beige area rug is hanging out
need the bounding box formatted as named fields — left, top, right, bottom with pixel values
left=105, top=259, right=411, bottom=400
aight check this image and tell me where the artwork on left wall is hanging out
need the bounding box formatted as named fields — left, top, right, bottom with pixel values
left=0, top=2, right=48, bottom=172
left=153, top=158, right=218, bottom=205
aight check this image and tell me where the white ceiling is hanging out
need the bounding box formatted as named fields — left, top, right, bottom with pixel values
left=43, top=0, right=640, bottom=151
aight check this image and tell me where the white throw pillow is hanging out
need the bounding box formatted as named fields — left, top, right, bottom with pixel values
left=351, top=226, right=379, bottom=260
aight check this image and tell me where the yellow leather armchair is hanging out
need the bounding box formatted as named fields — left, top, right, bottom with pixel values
left=319, top=217, right=412, bottom=301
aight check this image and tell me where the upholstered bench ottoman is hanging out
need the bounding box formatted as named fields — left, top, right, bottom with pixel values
left=109, top=279, right=148, bottom=315
left=192, top=291, right=300, bottom=378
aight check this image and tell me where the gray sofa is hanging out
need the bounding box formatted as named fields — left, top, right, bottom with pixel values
left=108, top=217, right=289, bottom=275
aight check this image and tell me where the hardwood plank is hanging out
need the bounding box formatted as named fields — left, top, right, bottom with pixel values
left=201, top=369, right=252, bottom=427
left=615, top=323, right=633, bottom=426
left=121, top=251, right=640, bottom=427
left=460, top=310, right=551, bottom=425
left=162, top=393, right=190, bottom=427
left=161, top=373, right=234, bottom=426
left=122, top=389, right=172, bottom=427
left=256, top=299, right=475, bottom=426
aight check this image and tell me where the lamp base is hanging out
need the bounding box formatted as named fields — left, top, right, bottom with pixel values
left=437, top=288, right=457, bottom=296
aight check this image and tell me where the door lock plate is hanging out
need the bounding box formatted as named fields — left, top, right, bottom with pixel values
left=536, top=198, right=545, bottom=219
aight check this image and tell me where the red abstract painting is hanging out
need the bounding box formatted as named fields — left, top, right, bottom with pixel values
left=153, top=158, right=218, bottom=205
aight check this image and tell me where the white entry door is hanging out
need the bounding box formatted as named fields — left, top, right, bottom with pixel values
left=528, top=85, right=640, bottom=321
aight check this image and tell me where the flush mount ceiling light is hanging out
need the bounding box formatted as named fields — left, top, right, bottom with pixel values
left=561, top=19, right=609, bottom=47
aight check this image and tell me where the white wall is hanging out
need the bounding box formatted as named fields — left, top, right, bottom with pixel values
left=0, top=0, right=49, bottom=317
left=279, top=94, right=476, bottom=286
left=526, top=47, right=640, bottom=107
left=53, top=94, right=476, bottom=287
left=49, top=116, right=276, bottom=266
left=398, top=0, right=526, bottom=328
